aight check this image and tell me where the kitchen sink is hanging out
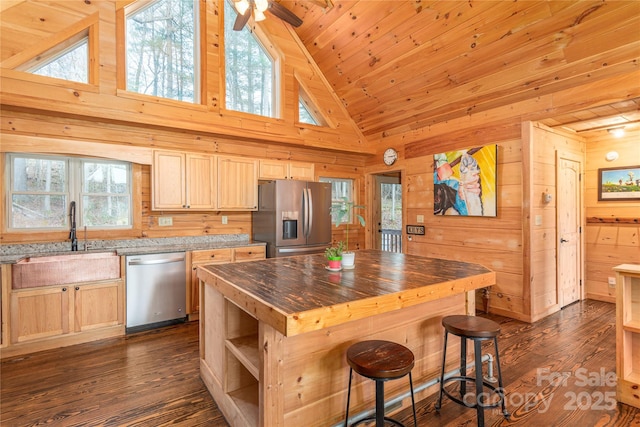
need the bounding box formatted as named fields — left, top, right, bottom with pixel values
left=12, top=251, right=121, bottom=289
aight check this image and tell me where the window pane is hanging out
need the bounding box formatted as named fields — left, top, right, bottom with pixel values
left=83, top=195, right=131, bottom=226
left=320, top=177, right=353, bottom=224
left=381, top=183, right=402, bottom=230
left=224, top=0, right=274, bottom=117
left=83, top=162, right=129, bottom=194
left=32, top=39, right=88, bottom=83
left=12, top=157, right=66, bottom=192
left=127, top=0, right=197, bottom=102
left=299, top=100, right=318, bottom=125
left=11, top=194, right=67, bottom=228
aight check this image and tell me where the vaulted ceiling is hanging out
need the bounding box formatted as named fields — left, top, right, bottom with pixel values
left=281, top=0, right=640, bottom=139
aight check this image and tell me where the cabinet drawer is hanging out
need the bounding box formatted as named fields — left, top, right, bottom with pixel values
left=234, top=246, right=265, bottom=262
left=192, top=249, right=233, bottom=264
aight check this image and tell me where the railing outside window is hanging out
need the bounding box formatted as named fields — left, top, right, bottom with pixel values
left=381, top=229, right=402, bottom=253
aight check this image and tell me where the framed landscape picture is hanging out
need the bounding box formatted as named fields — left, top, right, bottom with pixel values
left=598, top=165, right=640, bottom=201
left=433, top=144, right=497, bottom=217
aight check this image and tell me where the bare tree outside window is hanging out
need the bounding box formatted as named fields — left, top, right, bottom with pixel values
left=31, top=39, right=88, bottom=83
left=126, top=0, right=197, bottom=103
left=224, top=0, right=274, bottom=117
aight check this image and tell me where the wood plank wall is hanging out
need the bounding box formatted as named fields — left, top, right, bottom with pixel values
left=584, top=130, right=640, bottom=302
left=0, top=110, right=367, bottom=245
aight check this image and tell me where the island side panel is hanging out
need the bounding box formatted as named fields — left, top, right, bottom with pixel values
left=260, top=323, right=285, bottom=426
left=280, top=293, right=468, bottom=426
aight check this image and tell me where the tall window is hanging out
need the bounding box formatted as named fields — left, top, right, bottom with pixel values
left=224, top=0, right=275, bottom=117
left=126, top=0, right=198, bottom=103
left=319, top=177, right=354, bottom=225
left=8, top=154, right=132, bottom=230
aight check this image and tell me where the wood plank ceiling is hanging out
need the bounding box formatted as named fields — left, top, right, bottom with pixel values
left=281, top=0, right=640, bottom=139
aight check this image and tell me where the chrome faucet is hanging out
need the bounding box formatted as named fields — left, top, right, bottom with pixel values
left=69, top=201, right=78, bottom=251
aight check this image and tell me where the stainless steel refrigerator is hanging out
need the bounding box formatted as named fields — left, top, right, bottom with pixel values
left=252, top=180, right=332, bottom=258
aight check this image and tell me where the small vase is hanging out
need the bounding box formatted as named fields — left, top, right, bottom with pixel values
left=341, top=252, right=355, bottom=269
left=328, top=259, right=342, bottom=270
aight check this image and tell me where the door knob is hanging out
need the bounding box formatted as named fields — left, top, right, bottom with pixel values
left=560, top=238, right=568, bottom=243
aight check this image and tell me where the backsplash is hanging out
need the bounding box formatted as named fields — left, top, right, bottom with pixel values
left=0, top=234, right=250, bottom=256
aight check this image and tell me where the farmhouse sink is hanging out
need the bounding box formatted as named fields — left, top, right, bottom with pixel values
left=12, top=251, right=121, bottom=289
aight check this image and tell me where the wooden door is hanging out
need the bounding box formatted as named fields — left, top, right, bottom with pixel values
left=74, top=280, right=123, bottom=332
left=556, top=152, right=582, bottom=307
left=374, top=174, right=402, bottom=252
left=153, top=150, right=186, bottom=209
left=217, top=156, right=258, bottom=210
left=10, top=286, right=71, bottom=343
left=186, top=154, right=216, bottom=210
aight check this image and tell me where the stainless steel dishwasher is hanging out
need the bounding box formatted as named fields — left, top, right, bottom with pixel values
left=125, top=252, right=187, bottom=332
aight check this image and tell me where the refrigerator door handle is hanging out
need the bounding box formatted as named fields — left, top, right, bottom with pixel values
left=302, top=187, right=308, bottom=237
left=306, top=187, right=313, bottom=238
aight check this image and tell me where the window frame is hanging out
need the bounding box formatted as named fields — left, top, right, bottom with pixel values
left=122, top=0, right=202, bottom=104
left=7, top=153, right=133, bottom=232
left=319, top=176, right=357, bottom=225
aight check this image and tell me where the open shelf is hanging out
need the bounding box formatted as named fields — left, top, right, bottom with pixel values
left=623, top=320, right=640, bottom=335
left=226, top=335, right=259, bottom=379
left=615, top=265, right=640, bottom=409
left=228, top=383, right=259, bottom=426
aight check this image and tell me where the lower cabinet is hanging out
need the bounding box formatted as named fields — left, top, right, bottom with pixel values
left=8, top=279, right=124, bottom=348
left=188, top=245, right=265, bottom=318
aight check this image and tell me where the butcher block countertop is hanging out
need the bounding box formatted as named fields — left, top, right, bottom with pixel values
left=197, top=249, right=495, bottom=337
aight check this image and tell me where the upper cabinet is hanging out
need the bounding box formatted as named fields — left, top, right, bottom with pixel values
left=259, top=160, right=314, bottom=181
left=217, top=156, right=258, bottom=210
left=152, top=151, right=216, bottom=211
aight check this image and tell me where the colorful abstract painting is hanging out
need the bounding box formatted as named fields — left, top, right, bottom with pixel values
left=433, top=145, right=497, bottom=217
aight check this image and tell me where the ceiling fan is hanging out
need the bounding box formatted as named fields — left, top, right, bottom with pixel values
left=232, top=0, right=303, bottom=31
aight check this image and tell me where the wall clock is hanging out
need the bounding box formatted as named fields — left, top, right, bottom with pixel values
left=383, top=148, right=398, bottom=166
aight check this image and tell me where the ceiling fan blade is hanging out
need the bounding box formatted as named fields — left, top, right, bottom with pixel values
left=233, top=7, right=252, bottom=31
left=267, top=1, right=303, bottom=27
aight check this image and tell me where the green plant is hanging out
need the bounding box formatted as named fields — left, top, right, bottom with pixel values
left=325, top=241, right=345, bottom=260
left=331, top=197, right=366, bottom=252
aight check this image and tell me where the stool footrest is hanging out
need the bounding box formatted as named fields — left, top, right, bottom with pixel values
left=441, top=375, right=505, bottom=410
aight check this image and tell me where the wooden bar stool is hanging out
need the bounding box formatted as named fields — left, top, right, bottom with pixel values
left=344, top=340, right=418, bottom=427
left=435, top=315, right=509, bottom=427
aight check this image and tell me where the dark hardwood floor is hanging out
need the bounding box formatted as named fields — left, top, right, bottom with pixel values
left=2, top=300, right=639, bottom=426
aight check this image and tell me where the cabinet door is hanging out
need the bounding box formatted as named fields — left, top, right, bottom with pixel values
left=234, top=246, right=266, bottom=263
left=153, top=150, right=186, bottom=209
left=289, top=162, right=315, bottom=181
left=217, top=156, right=258, bottom=210
left=259, top=160, right=289, bottom=180
left=189, top=249, right=233, bottom=314
left=10, top=286, right=71, bottom=343
left=186, top=154, right=217, bottom=210
left=74, top=280, right=124, bottom=332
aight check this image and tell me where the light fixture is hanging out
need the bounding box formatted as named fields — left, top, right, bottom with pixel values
left=234, top=0, right=268, bottom=21
left=605, top=151, right=619, bottom=162
left=607, top=127, right=625, bottom=138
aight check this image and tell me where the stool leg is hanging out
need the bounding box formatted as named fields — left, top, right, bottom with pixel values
left=460, top=336, right=467, bottom=398
left=493, top=337, right=510, bottom=418
left=344, top=368, right=353, bottom=427
left=435, top=330, right=449, bottom=410
left=474, top=339, right=484, bottom=427
left=375, top=380, right=384, bottom=427
left=409, top=372, right=417, bottom=427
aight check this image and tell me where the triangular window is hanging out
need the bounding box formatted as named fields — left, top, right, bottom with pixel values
left=298, top=83, right=327, bottom=126
left=20, top=36, right=88, bottom=84
left=299, top=99, right=319, bottom=125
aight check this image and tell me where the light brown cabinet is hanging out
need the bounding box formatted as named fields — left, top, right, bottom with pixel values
left=217, top=156, right=258, bottom=210
left=259, top=160, right=314, bottom=181
left=152, top=150, right=216, bottom=210
left=10, top=279, right=124, bottom=344
left=188, top=246, right=265, bottom=318
left=615, top=264, right=640, bottom=409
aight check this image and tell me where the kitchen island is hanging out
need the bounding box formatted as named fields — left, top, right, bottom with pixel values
left=197, top=250, right=495, bottom=426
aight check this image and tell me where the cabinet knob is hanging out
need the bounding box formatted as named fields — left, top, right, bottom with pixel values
left=62, top=287, right=67, bottom=292
left=75, top=286, right=80, bottom=291
left=210, top=254, right=215, bottom=258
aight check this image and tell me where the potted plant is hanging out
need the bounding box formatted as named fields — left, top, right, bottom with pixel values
left=325, top=241, right=345, bottom=270
left=331, top=197, right=366, bottom=269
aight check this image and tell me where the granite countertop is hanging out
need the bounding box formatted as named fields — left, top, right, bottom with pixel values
left=0, top=235, right=265, bottom=264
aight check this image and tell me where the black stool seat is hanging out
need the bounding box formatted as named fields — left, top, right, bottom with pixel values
left=436, top=315, right=509, bottom=427
left=344, top=340, right=417, bottom=427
